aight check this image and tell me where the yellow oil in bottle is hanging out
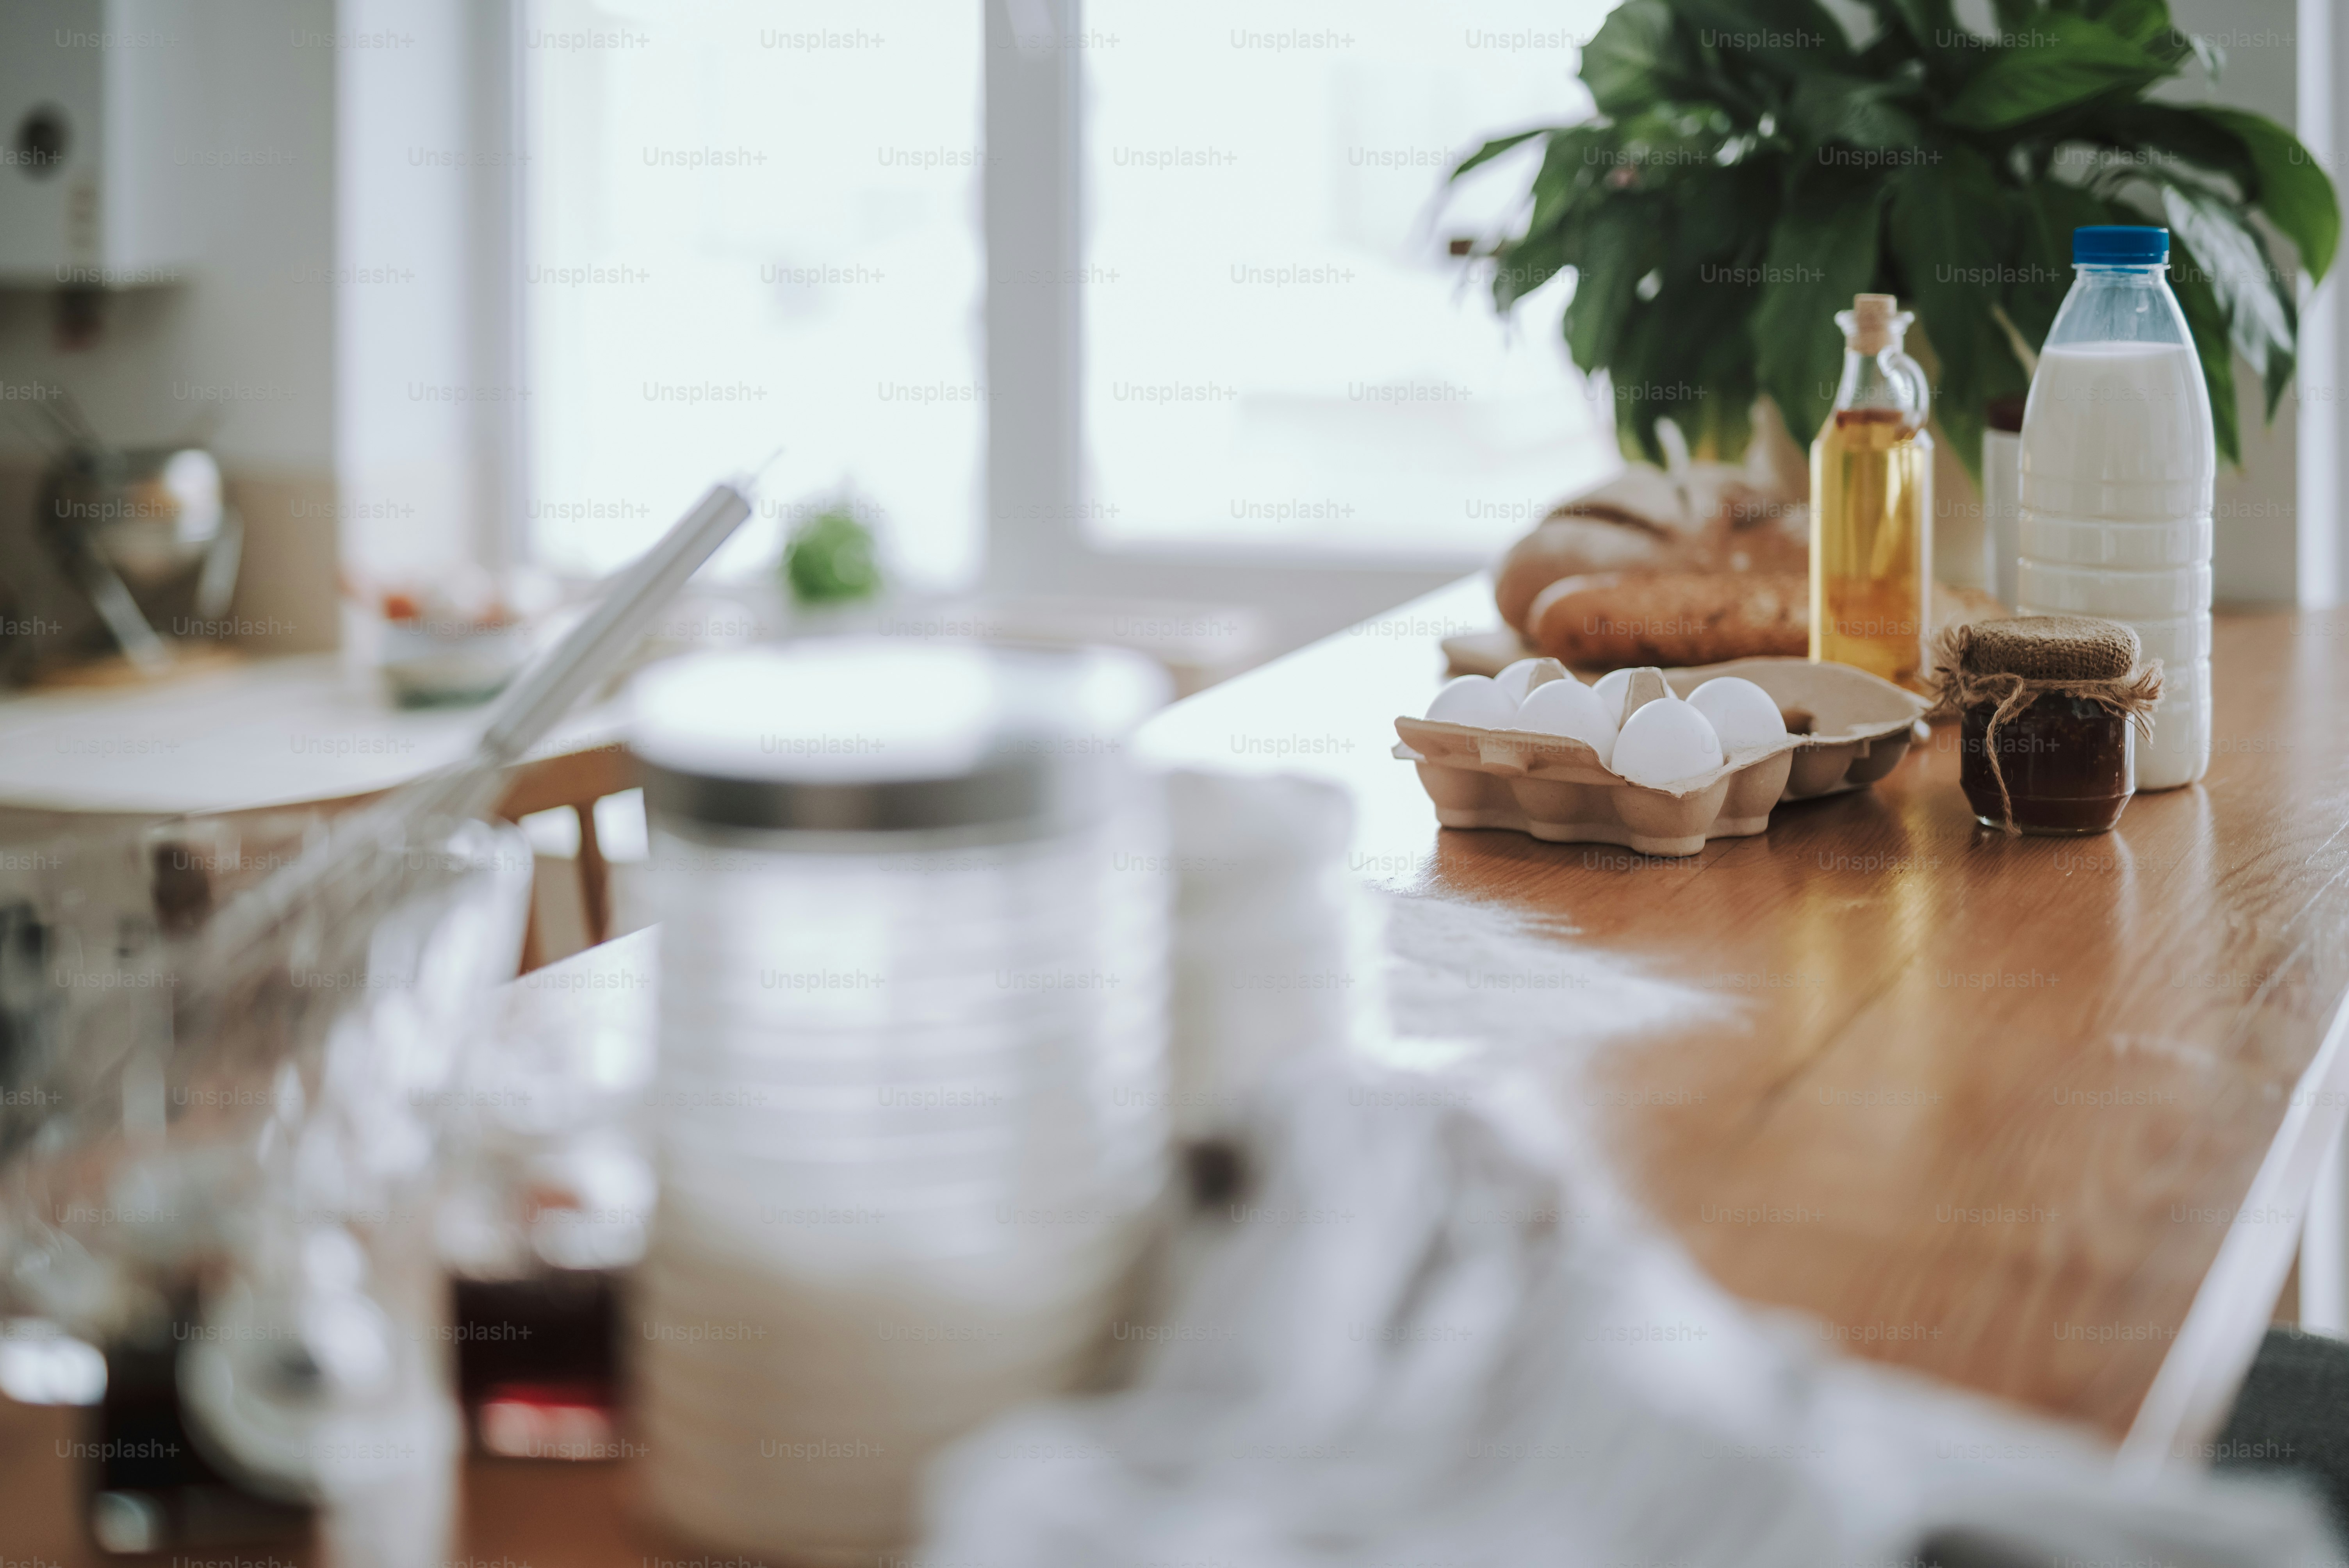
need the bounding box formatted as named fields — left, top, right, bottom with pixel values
left=1811, top=407, right=1932, bottom=688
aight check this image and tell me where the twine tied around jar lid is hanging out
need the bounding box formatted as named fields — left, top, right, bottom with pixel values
left=1922, top=616, right=2164, bottom=834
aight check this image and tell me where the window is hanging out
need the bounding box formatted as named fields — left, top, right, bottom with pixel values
left=515, top=0, right=1622, bottom=602
left=1081, top=0, right=1617, bottom=559
left=522, top=0, right=984, bottom=590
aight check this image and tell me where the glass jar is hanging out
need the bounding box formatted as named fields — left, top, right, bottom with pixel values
left=627, top=640, right=1171, bottom=1563
left=1939, top=615, right=2150, bottom=837
left=1, top=814, right=534, bottom=1568
left=1958, top=692, right=2133, bottom=835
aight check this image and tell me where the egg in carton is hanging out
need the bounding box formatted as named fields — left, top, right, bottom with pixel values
left=1392, top=657, right=1928, bottom=857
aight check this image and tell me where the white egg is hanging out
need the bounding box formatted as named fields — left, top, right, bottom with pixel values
left=1493, top=657, right=1561, bottom=704
left=1425, top=674, right=1517, bottom=729
left=1511, top=677, right=1616, bottom=766
left=1686, top=677, right=1789, bottom=755
left=1610, top=697, right=1724, bottom=789
left=1592, top=668, right=1634, bottom=726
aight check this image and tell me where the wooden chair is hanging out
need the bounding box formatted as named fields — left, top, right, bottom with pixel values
left=493, top=742, right=638, bottom=973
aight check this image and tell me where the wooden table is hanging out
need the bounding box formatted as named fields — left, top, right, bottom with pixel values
left=6, top=577, right=2347, bottom=1559
left=1137, top=576, right=2349, bottom=1469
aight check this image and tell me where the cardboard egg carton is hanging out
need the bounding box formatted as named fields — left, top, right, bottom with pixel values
left=1392, top=657, right=1929, bottom=857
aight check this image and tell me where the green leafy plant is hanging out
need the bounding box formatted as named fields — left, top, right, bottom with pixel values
left=1453, top=0, right=2338, bottom=474
left=782, top=503, right=883, bottom=606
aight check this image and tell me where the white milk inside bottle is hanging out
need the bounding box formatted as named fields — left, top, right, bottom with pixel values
left=2014, top=225, right=2214, bottom=789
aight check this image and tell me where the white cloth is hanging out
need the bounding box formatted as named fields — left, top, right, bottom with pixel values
left=1165, top=771, right=1374, bottom=1138
left=921, top=1056, right=2337, bottom=1567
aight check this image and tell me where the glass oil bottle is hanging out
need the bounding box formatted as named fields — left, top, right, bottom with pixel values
left=1810, top=294, right=1933, bottom=688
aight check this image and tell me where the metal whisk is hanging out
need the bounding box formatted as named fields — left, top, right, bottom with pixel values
left=0, top=469, right=759, bottom=1170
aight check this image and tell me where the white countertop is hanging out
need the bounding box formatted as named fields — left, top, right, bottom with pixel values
left=0, top=654, right=624, bottom=816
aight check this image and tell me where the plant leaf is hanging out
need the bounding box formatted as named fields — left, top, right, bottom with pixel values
left=1559, top=196, right=1665, bottom=374
left=1572, top=162, right=1775, bottom=462
left=2078, top=0, right=2191, bottom=64
left=2164, top=237, right=2242, bottom=465
left=1453, top=0, right=2333, bottom=474
left=2157, top=182, right=2293, bottom=383
left=1491, top=236, right=1569, bottom=313
left=1753, top=183, right=1886, bottom=444
left=1945, top=11, right=2175, bottom=130
left=1669, top=0, right=1856, bottom=74
left=1521, top=126, right=1616, bottom=242
left=2196, top=106, right=2340, bottom=280
left=1865, top=0, right=1963, bottom=60
left=1450, top=128, right=1551, bottom=184
left=1671, top=159, right=1785, bottom=262
left=2001, top=180, right=2121, bottom=352
left=1787, top=75, right=1927, bottom=149
left=2075, top=100, right=2260, bottom=189
left=2263, top=328, right=2295, bottom=420
left=1613, top=263, right=1761, bottom=461
left=1581, top=0, right=1698, bottom=119
left=1887, top=146, right=2020, bottom=481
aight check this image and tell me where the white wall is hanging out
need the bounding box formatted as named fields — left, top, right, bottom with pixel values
left=0, top=0, right=340, bottom=654
left=2164, top=0, right=2319, bottom=605
left=0, top=0, right=520, bottom=658
left=2300, top=0, right=2347, bottom=608
left=0, top=0, right=335, bottom=470
left=334, top=0, right=480, bottom=589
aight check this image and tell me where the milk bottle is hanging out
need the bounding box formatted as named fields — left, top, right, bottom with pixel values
left=2014, top=225, right=2214, bottom=789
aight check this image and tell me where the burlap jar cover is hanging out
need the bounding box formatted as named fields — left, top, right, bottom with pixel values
left=1923, top=616, right=2164, bottom=832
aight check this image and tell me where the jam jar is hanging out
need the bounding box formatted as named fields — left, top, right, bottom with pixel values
left=1935, top=615, right=2155, bottom=837
left=1958, top=691, right=2133, bottom=834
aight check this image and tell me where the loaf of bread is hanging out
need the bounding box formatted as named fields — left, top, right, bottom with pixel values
left=1494, top=515, right=1677, bottom=631
left=1495, top=478, right=1808, bottom=633
left=1526, top=572, right=1809, bottom=667
left=1685, top=481, right=1809, bottom=576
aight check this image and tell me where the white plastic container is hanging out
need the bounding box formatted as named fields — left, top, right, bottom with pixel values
left=2126, top=611, right=2214, bottom=669
left=2015, top=225, right=2215, bottom=790
left=628, top=642, right=1172, bottom=1564
left=2138, top=657, right=2213, bottom=788
left=2018, top=512, right=2211, bottom=570
left=2016, top=559, right=2211, bottom=619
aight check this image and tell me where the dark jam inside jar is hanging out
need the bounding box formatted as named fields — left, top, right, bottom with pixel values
left=1958, top=692, right=2132, bottom=835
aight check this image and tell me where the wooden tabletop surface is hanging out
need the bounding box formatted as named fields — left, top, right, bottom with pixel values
left=1137, top=575, right=2349, bottom=1468
left=7, top=575, right=2348, bottom=1560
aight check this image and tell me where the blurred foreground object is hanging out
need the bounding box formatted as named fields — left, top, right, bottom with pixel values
left=925, top=1057, right=2338, bottom=1568
left=0, top=814, right=532, bottom=1564
left=1164, top=772, right=1369, bottom=1141
left=0, top=472, right=761, bottom=1561
left=629, top=640, right=1171, bottom=1560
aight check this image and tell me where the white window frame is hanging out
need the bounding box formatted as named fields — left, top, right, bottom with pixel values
left=453, top=0, right=1461, bottom=627
left=470, top=0, right=531, bottom=579
left=983, top=0, right=1472, bottom=619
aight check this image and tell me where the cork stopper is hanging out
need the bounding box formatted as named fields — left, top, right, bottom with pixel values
left=1953, top=615, right=2140, bottom=682
left=1846, top=294, right=1903, bottom=353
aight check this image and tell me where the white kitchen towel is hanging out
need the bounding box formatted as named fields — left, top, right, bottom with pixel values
left=921, top=1057, right=2337, bottom=1568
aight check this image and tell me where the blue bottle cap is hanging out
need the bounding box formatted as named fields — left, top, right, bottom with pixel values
left=2073, top=226, right=2169, bottom=265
